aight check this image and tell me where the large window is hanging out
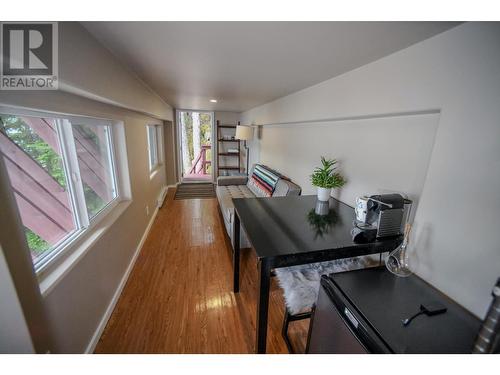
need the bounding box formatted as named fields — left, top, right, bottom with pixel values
left=147, top=124, right=162, bottom=173
left=0, top=109, right=119, bottom=270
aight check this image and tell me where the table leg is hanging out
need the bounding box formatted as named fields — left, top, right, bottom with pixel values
left=256, top=257, right=272, bottom=354
left=233, top=211, right=240, bottom=293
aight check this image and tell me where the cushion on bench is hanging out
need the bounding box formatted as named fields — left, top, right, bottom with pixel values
left=216, top=175, right=248, bottom=186
left=216, top=184, right=255, bottom=225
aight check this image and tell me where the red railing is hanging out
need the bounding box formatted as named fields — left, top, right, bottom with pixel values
left=188, top=145, right=211, bottom=175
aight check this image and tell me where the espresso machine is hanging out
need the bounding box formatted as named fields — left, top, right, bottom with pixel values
left=353, top=193, right=412, bottom=242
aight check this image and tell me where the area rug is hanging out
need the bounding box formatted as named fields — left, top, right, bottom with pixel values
left=174, top=183, right=216, bottom=200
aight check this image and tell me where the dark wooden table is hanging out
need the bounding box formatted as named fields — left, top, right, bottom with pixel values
left=232, top=195, right=403, bottom=353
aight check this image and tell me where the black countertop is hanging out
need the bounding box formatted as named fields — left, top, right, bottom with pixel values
left=327, top=268, right=481, bottom=353
left=233, top=195, right=402, bottom=266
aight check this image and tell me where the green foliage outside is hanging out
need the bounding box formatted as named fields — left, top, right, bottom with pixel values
left=83, top=182, right=105, bottom=217
left=74, top=123, right=100, bottom=148
left=24, top=227, right=51, bottom=256
left=181, top=112, right=212, bottom=173
left=0, top=115, right=67, bottom=187
left=310, top=156, right=346, bottom=189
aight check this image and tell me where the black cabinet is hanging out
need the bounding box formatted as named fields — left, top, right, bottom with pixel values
left=307, top=267, right=481, bottom=354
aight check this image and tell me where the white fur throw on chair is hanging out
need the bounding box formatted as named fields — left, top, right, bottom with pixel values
left=275, top=257, right=374, bottom=315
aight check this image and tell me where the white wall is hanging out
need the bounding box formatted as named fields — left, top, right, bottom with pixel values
left=0, top=248, right=34, bottom=353
left=163, top=120, right=177, bottom=185
left=257, top=113, right=440, bottom=210
left=0, top=144, right=53, bottom=353
left=59, top=22, right=173, bottom=121
left=215, top=111, right=241, bottom=125
left=241, top=22, right=500, bottom=318
left=0, top=90, right=168, bottom=353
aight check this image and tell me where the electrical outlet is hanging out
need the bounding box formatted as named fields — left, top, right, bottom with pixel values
left=145, top=205, right=149, bottom=216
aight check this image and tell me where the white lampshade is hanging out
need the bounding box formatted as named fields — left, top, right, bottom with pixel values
left=235, top=125, right=254, bottom=141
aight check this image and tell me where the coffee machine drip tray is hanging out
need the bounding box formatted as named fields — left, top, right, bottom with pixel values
left=354, top=220, right=377, bottom=231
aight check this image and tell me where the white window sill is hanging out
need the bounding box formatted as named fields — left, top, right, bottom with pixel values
left=38, top=199, right=132, bottom=297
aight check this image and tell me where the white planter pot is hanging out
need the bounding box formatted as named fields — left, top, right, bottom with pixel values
left=316, top=187, right=332, bottom=202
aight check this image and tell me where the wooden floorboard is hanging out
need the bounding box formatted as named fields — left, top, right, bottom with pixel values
left=94, top=188, right=309, bottom=354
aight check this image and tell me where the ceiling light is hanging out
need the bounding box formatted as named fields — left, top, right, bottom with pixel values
left=210, top=99, right=217, bottom=103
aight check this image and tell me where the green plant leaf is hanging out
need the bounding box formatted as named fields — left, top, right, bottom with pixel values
left=310, top=156, right=347, bottom=189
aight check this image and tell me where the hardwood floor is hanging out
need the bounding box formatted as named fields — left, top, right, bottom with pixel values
left=94, top=188, right=309, bottom=353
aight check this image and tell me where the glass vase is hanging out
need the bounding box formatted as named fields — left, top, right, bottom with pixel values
left=385, top=223, right=413, bottom=277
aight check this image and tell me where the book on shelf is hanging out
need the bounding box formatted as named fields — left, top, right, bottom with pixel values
left=227, top=148, right=239, bottom=153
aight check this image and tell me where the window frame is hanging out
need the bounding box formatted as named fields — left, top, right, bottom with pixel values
left=0, top=105, right=126, bottom=275
left=147, top=124, right=163, bottom=175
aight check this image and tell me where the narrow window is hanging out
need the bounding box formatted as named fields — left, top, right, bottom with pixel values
left=147, top=124, right=162, bottom=172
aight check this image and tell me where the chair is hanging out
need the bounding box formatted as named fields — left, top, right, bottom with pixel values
left=275, top=256, right=376, bottom=353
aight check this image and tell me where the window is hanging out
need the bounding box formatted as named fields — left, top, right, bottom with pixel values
left=0, top=110, right=119, bottom=270
left=70, top=120, right=117, bottom=219
left=147, top=124, right=162, bottom=172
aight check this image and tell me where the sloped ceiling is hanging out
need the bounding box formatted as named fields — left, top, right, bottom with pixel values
left=82, top=22, right=460, bottom=112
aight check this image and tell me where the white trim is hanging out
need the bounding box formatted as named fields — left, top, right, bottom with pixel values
left=149, top=167, right=160, bottom=180
left=36, top=196, right=122, bottom=278
left=175, top=110, right=183, bottom=180
left=57, top=119, right=90, bottom=228
left=111, top=120, right=132, bottom=200
left=58, top=81, right=173, bottom=122
left=84, top=205, right=159, bottom=354
left=156, top=124, right=164, bottom=165
left=157, top=186, right=168, bottom=208
left=0, top=103, right=116, bottom=124
left=255, top=108, right=441, bottom=127
left=147, top=123, right=163, bottom=175
left=38, top=200, right=131, bottom=296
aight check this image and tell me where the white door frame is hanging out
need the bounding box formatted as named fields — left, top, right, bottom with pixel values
left=175, top=109, right=215, bottom=183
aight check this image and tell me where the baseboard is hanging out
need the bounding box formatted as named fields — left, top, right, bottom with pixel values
left=157, top=186, right=168, bottom=208
left=84, top=206, right=159, bottom=354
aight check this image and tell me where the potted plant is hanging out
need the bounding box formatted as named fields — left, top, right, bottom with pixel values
left=310, top=157, right=346, bottom=201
